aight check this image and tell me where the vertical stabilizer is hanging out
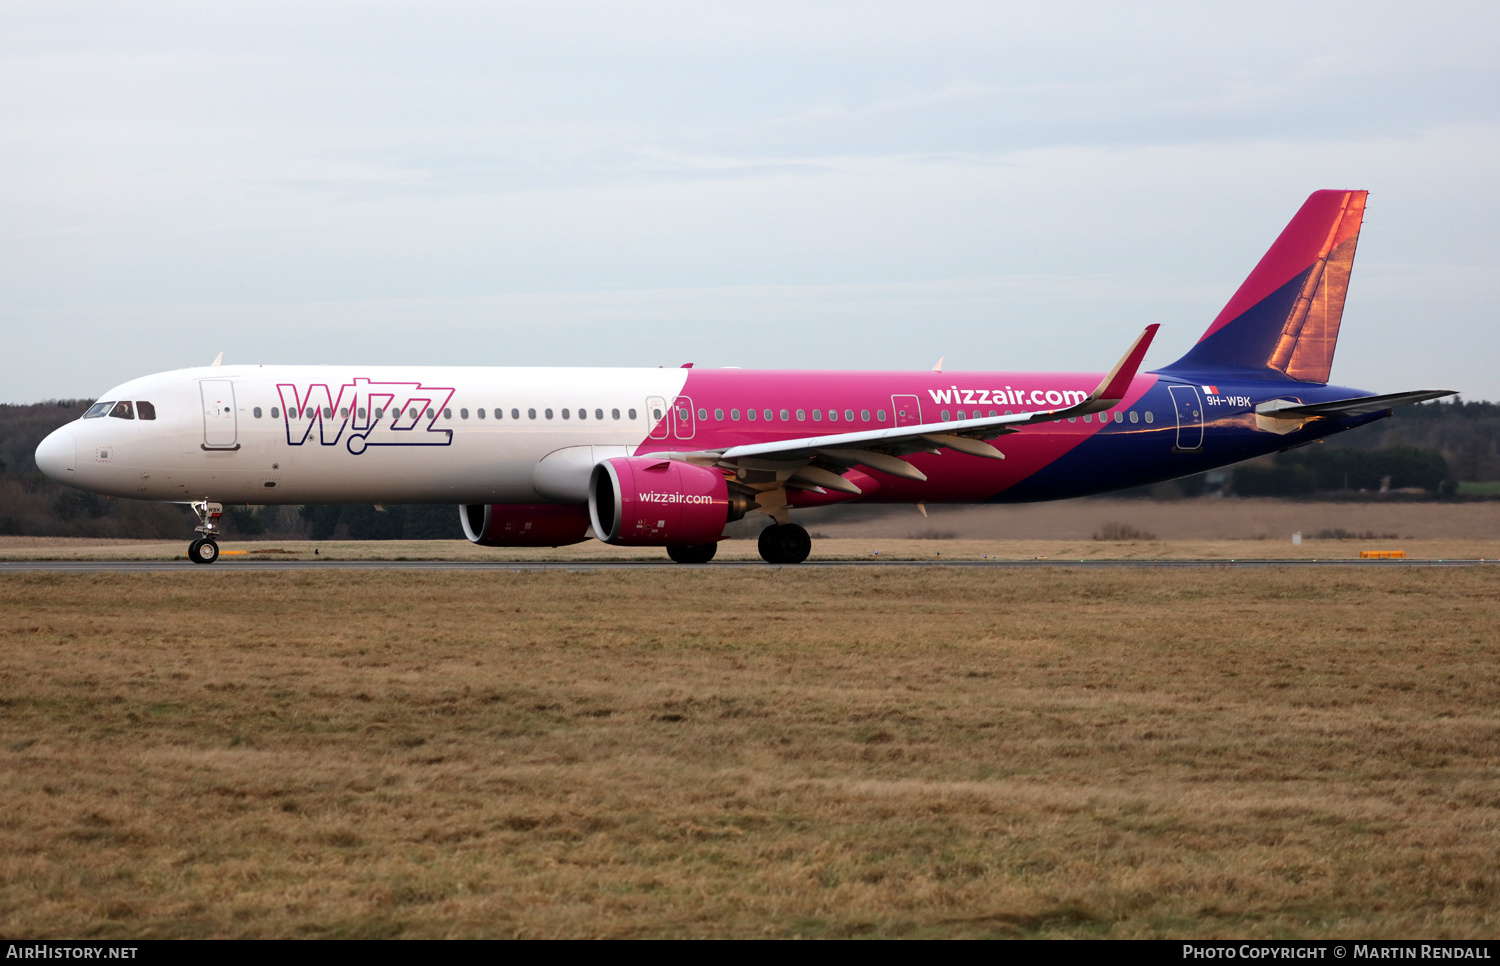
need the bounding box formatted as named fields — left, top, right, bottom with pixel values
left=1162, top=190, right=1367, bottom=382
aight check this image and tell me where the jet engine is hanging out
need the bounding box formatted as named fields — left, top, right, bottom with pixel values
left=588, top=457, right=743, bottom=546
left=459, top=503, right=591, bottom=547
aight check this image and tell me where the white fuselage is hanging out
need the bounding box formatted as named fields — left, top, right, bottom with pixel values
left=42, top=365, right=692, bottom=505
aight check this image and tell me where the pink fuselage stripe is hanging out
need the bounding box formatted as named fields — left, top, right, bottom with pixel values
left=635, top=368, right=1161, bottom=503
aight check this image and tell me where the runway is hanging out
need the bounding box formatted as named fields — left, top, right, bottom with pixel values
left=1, top=558, right=1493, bottom=572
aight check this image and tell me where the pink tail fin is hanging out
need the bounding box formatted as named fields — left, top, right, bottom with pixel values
left=1163, top=190, right=1367, bottom=383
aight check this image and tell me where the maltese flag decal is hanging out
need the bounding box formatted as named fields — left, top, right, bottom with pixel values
left=1201, top=384, right=1219, bottom=394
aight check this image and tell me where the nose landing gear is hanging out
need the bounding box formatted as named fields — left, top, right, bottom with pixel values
left=187, top=500, right=223, bottom=564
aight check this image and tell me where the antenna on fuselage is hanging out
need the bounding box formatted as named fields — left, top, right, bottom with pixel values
left=210, top=352, right=223, bottom=367
left=932, top=357, right=944, bottom=372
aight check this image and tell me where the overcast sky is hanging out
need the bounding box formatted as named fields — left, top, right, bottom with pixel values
left=2, top=1, right=1496, bottom=402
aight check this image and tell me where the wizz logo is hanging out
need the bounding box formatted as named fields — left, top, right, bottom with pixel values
left=277, top=378, right=457, bottom=455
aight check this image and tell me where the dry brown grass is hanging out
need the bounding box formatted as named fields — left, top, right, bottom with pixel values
left=1, top=568, right=1498, bottom=938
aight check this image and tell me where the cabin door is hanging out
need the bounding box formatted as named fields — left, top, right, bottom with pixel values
left=200, top=380, right=239, bottom=450
left=1169, top=385, right=1204, bottom=452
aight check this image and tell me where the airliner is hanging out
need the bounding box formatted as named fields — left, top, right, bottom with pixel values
left=34, top=190, right=1453, bottom=564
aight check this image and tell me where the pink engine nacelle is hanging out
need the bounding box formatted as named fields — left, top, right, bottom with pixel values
left=589, top=457, right=730, bottom=546
left=460, top=503, right=591, bottom=547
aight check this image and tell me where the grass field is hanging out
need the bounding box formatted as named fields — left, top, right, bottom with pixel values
left=2, top=568, right=1498, bottom=938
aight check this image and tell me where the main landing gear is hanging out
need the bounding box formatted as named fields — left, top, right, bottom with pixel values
left=758, top=523, right=811, bottom=564
left=187, top=500, right=223, bottom=565
left=666, top=543, right=719, bottom=564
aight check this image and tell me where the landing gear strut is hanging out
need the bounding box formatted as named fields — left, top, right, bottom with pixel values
left=758, top=523, right=811, bottom=564
left=187, top=500, right=223, bottom=565
left=667, top=542, right=718, bottom=564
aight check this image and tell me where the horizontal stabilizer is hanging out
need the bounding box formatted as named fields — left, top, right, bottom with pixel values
left=1255, top=389, right=1456, bottom=419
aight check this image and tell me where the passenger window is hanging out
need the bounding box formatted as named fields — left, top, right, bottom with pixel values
left=339, top=407, right=348, bottom=418
left=780, top=409, right=790, bottom=421
left=1083, top=414, right=1091, bottom=423
left=1145, top=411, right=1154, bottom=424
left=1114, top=412, right=1123, bottom=423
left=596, top=409, right=604, bottom=420
left=627, top=409, right=637, bottom=420
left=860, top=409, right=869, bottom=421
left=109, top=401, right=135, bottom=419
left=272, top=407, right=281, bottom=418
left=876, top=409, right=886, bottom=421
left=715, top=408, right=724, bottom=420
left=83, top=402, right=112, bottom=419
left=477, top=408, right=485, bottom=419
left=746, top=409, right=756, bottom=421
left=846, top=409, right=855, bottom=421
left=443, top=408, right=451, bottom=419
left=544, top=408, right=553, bottom=419
left=1129, top=411, right=1139, bottom=423
left=253, top=407, right=262, bottom=419
left=358, top=408, right=366, bottom=419
left=764, top=409, right=773, bottom=421
left=940, top=410, right=950, bottom=421
left=137, top=401, right=157, bottom=420
left=529, top=408, right=537, bottom=419
left=426, top=408, right=435, bottom=419
left=698, top=408, right=707, bottom=420
left=730, top=408, right=739, bottom=420
left=812, top=410, right=822, bottom=421
left=460, top=408, right=469, bottom=419
left=374, top=408, right=382, bottom=418
left=611, top=408, right=620, bottom=420
left=796, top=409, right=805, bottom=420
left=653, top=408, right=663, bottom=420
left=323, top=407, right=332, bottom=419
left=1068, top=416, right=1076, bottom=423
left=826, top=409, right=835, bottom=422
left=562, top=409, right=571, bottom=419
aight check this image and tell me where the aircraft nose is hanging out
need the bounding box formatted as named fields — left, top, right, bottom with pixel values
left=35, top=427, right=77, bottom=480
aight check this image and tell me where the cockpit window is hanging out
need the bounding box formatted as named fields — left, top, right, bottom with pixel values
left=137, top=401, right=156, bottom=420
left=83, top=402, right=113, bottom=419
left=109, top=401, right=135, bottom=420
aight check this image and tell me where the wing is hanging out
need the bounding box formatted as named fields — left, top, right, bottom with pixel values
left=653, top=324, right=1159, bottom=498
left=1255, top=389, right=1456, bottom=419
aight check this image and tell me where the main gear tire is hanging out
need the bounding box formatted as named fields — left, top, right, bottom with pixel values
left=757, top=523, right=811, bottom=564
left=188, top=538, right=220, bottom=564
left=667, top=542, right=719, bottom=564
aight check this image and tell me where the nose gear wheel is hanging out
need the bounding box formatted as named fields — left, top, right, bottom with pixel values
left=186, top=499, right=224, bottom=564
